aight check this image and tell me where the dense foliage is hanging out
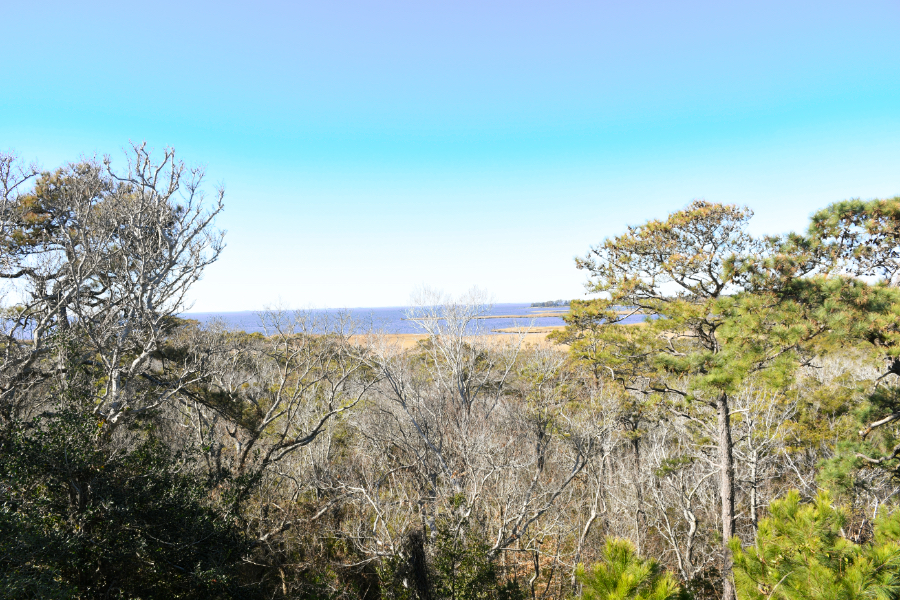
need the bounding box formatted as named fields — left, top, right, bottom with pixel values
left=576, top=539, right=685, bottom=600
left=0, top=401, right=254, bottom=599
left=731, top=491, right=900, bottom=600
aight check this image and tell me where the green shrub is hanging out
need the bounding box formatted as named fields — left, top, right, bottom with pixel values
left=576, top=538, right=685, bottom=600
left=731, top=490, right=900, bottom=600
left=0, top=403, right=256, bottom=599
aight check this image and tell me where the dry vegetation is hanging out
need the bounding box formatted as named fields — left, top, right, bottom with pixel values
left=4, top=146, right=900, bottom=600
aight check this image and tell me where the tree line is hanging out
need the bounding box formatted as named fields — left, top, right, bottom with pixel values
left=2, top=145, right=900, bottom=600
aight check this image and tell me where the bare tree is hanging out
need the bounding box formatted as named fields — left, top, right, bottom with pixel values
left=339, top=286, right=597, bottom=592
left=0, top=144, right=223, bottom=427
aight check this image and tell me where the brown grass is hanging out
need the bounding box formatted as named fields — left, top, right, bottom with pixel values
left=348, top=327, right=567, bottom=351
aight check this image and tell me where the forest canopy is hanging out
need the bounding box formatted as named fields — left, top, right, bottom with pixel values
left=2, top=146, right=900, bottom=600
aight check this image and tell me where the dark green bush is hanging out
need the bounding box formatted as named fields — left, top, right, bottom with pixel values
left=0, top=401, right=256, bottom=600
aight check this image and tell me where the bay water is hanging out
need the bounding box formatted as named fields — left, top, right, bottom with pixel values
left=181, top=303, right=648, bottom=335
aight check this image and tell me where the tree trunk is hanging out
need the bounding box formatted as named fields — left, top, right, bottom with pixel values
left=632, top=435, right=645, bottom=555
left=717, top=393, right=736, bottom=600
left=750, top=449, right=758, bottom=531
left=56, top=302, right=69, bottom=391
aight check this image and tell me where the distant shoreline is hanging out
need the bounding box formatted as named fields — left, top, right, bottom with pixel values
left=402, top=311, right=569, bottom=320
left=180, top=303, right=572, bottom=335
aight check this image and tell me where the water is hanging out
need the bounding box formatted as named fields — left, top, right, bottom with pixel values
left=182, top=303, right=568, bottom=334
left=181, top=303, right=649, bottom=335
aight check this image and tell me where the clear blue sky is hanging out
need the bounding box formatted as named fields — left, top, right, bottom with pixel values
left=3, top=1, right=899, bottom=310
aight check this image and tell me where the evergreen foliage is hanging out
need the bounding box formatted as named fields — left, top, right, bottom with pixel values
left=576, top=538, right=686, bottom=600
left=731, top=491, right=900, bottom=600
left=0, top=399, right=255, bottom=599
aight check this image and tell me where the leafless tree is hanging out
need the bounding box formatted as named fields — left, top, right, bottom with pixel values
left=0, top=144, right=223, bottom=427
left=336, top=288, right=598, bottom=585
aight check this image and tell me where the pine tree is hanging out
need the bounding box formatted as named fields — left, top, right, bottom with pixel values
left=555, top=200, right=900, bottom=600
left=576, top=538, right=685, bottom=600
left=731, top=490, right=900, bottom=600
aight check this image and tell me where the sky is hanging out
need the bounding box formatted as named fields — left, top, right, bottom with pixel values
left=2, top=0, right=899, bottom=311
